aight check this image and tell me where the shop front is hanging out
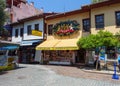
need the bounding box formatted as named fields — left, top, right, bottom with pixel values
left=36, top=39, right=79, bottom=65
left=18, top=40, right=42, bottom=64
left=35, top=19, right=88, bottom=65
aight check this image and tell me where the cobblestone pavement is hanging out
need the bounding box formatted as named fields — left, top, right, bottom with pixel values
left=0, top=64, right=120, bottom=86
left=44, top=65, right=120, bottom=84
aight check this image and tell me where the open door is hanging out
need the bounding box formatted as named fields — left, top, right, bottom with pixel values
left=75, top=49, right=86, bottom=63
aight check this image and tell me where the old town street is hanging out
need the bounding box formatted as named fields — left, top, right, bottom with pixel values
left=0, top=64, right=120, bottom=86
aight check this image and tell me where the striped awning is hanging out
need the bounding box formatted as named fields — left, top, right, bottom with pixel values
left=36, top=39, right=79, bottom=50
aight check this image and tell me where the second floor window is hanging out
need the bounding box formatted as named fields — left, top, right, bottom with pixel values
left=20, top=28, right=23, bottom=37
left=95, top=14, right=104, bottom=29
left=116, top=11, right=120, bottom=27
left=48, top=24, right=53, bottom=35
left=35, top=24, right=39, bottom=31
left=82, top=18, right=90, bottom=32
left=27, top=25, right=32, bottom=35
left=15, top=29, right=18, bottom=37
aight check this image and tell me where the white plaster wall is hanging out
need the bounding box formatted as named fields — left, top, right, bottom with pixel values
left=34, top=50, right=41, bottom=62
left=12, top=24, right=23, bottom=43
left=23, top=18, right=44, bottom=40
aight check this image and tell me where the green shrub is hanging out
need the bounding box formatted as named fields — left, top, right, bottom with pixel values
left=0, top=66, right=7, bottom=72
left=0, top=65, right=14, bottom=72
left=5, top=66, right=14, bottom=70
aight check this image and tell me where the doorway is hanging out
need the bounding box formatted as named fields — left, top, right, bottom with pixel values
left=75, top=49, right=86, bottom=63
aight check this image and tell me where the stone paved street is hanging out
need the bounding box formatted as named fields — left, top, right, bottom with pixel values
left=0, top=64, right=120, bottom=86
left=45, top=65, right=120, bottom=83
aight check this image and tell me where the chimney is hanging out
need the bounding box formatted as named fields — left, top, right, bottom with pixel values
left=40, top=7, right=44, bottom=13
left=30, top=2, right=34, bottom=6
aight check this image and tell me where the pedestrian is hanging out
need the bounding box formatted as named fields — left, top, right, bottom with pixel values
left=94, top=55, right=100, bottom=70
left=117, top=55, right=120, bottom=72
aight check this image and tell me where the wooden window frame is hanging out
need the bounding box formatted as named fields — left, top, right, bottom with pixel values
left=48, top=24, right=53, bottom=35
left=82, top=18, right=90, bottom=32
left=20, top=28, right=23, bottom=37
left=115, top=11, right=120, bottom=27
left=34, top=24, right=39, bottom=31
left=15, top=29, right=18, bottom=37
left=95, top=14, right=104, bottom=29
left=27, top=25, right=32, bottom=35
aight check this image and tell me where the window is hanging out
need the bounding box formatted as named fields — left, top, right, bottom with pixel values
left=20, top=28, right=23, bottom=37
left=8, top=50, right=17, bottom=56
left=115, top=11, right=120, bottom=26
left=48, top=24, right=53, bottom=35
left=15, top=29, right=18, bottom=37
left=27, top=25, right=32, bottom=35
left=95, top=14, right=104, bottom=29
left=82, top=18, right=90, bottom=32
left=35, top=24, right=39, bottom=31
left=0, top=51, right=6, bottom=55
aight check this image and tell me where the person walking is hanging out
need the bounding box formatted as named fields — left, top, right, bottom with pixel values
left=117, top=55, right=120, bottom=72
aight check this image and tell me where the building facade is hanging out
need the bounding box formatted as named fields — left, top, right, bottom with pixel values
left=36, top=0, right=120, bottom=65
left=11, top=13, right=54, bottom=63
left=6, top=0, right=54, bottom=63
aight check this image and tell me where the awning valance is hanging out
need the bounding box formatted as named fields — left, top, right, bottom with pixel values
left=20, top=40, right=41, bottom=46
left=0, top=45, right=19, bottom=50
left=36, top=39, right=79, bottom=50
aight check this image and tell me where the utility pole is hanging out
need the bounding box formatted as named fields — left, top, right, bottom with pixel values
left=11, top=0, right=13, bottom=8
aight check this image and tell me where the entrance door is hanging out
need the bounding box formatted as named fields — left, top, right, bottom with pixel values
left=75, top=49, right=86, bottom=63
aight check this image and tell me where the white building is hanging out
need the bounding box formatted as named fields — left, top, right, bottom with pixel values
left=6, top=0, right=55, bottom=63
left=11, top=13, right=54, bottom=63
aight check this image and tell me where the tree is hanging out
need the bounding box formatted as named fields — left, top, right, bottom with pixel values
left=77, top=30, right=119, bottom=70
left=0, top=0, right=9, bottom=39
left=92, top=0, right=108, bottom=3
left=77, top=30, right=118, bottom=50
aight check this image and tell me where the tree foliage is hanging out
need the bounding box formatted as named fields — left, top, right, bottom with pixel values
left=77, top=30, right=119, bottom=49
left=115, top=31, right=120, bottom=47
left=0, top=0, right=6, bottom=28
left=0, top=0, right=9, bottom=38
left=92, top=0, right=108, bottom=3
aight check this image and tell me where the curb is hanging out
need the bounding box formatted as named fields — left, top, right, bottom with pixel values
left=82, top=69, right=120, bottom=75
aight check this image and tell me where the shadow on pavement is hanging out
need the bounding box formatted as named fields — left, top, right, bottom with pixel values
left=0, top=71, right=8, bottom=75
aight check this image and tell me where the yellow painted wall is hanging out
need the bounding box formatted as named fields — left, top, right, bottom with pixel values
left=91, top=3, right=120, bottom=35
left=46, top=3, right=120, bottom=40
left=46, top=12, right=89, bottom=40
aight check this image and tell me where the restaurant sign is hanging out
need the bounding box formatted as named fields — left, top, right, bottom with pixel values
left=53, top=20, right=80, bottom=36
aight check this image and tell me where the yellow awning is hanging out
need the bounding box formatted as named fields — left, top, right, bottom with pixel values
left=36, top=39, right=79, bottom=50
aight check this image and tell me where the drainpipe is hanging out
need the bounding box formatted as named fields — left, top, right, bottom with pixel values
left=89, top=7, right=91, bottom=34
left=10, top=0, right=14, bottom=23
left=43, top=16, right=47, bottom=41
left=85, top=7, right=91, bottom=65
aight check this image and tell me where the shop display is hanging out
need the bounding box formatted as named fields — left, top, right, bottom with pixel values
left=43, top=50, right=73, bottom=65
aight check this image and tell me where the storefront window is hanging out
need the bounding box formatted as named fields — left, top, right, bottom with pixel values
left=0, top=50, right=6, bottom=55
left=44, top=50, right=73, bottom=62
left=8, top=50, right=17, bottom=56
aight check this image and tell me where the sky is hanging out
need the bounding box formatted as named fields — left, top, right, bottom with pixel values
left=27, top=0, right=91, bottom=13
